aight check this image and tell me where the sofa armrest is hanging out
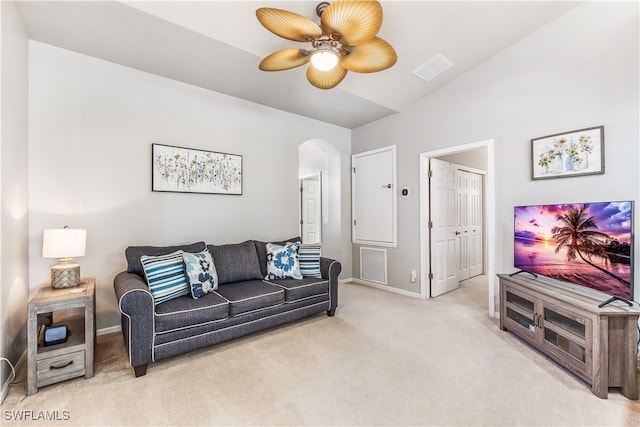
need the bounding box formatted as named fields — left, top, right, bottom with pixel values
left=320, top=257, right=341, bottom=316
left=113, top=272, right=155, bottom=370
left=320, top=257, right=341, bottom=280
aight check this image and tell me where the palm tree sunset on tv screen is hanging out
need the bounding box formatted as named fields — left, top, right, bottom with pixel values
left=514, top=201, right=633, bottom=299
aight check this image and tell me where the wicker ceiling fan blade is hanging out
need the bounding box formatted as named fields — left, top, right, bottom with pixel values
left=256, top=8, right=322, bottom=42
left=306, top=65, right=348, bottom=90
left=259, top=48, right=311, bottom=71
left=321, top=0, right=383, bottom=46
left=340, top=37, right=397, bottom=73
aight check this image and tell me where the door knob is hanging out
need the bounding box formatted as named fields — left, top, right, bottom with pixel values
left=455, top=231, right=461, bottom=235
left=381, top=184, right=392, bottom=189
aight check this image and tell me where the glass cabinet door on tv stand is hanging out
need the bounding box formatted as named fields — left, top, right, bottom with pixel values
left=540, top=301, right=592, bottom=380
left=503, top=284, right=540, bottom=340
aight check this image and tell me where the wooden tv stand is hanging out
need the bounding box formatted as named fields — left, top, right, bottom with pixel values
left=498, top=273, right=639, bottom=400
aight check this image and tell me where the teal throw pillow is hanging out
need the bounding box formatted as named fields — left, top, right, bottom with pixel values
left=265, top=242, right=302, bottom=280
left=299, top=244, right=322, bottom=278
left=140, top=250, right=189, bottom=304
left=183, top=249, right=218, bottom=299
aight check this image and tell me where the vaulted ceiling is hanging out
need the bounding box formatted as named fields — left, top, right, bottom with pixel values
left=14, top=1, right=579, bottom=128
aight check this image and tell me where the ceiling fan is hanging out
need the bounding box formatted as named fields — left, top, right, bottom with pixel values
left=256, top=0, right=397, bottom=90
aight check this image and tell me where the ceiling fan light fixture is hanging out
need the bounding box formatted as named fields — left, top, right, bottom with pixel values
left=310, top=43, right=339, bottom=71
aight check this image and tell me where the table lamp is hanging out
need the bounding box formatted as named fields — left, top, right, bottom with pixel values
left=42, top=226, right=86, bottom=289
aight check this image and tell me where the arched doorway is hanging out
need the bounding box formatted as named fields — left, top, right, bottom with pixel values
left=298, top=139, right=342, bottom=263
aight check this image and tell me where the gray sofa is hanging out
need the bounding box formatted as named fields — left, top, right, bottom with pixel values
left=113, top=239, right=341, bottom=377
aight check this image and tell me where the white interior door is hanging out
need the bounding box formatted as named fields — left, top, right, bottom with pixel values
left=352, top=146, right=396, bottom=246
left=468, top=172, right=484, bottom=277
left=300, top=176, right=322, bottom=244
left=455, top=168, right=484, bottom=280
left=429, top=158, right=459, bottom=297
left=456, top=171, right=483, bottom=281
left=456, top=170, right=470, bottom=280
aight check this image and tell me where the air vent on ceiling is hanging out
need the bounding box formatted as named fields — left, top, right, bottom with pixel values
left=412, top=54, right=454, bottom=82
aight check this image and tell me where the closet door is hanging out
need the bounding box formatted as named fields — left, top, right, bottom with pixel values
left=468, top=172, right=484, bottom=277
left=352, top=145, right=397, bottom=247
left=456, top=169, right=471, bottom=281
left=456, top=169, right=484, bottom=280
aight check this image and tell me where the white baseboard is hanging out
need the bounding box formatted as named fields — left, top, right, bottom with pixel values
left=1, top=349, right=26, bottom=403
left=350, top=278, right=422, bottom=298
left=97, top=325, right=121, bottom=336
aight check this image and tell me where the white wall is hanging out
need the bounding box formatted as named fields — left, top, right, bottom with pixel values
left=438, top=147, right=487, bottom=172
left=1, top=1, right=30, bottom=396
left=352, top=2, right=640, bottom=302
left=28, top=42, right=351, bottom=330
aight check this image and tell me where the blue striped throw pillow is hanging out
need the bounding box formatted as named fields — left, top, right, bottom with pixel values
left=299, top=244, right=322, bottom=278
left=140, top=250, right=189, bottom=304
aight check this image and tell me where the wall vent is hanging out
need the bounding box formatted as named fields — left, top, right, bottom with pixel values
left=412, top=54, right=454, bottom=82
left=360, top=247, right=387, bottom=285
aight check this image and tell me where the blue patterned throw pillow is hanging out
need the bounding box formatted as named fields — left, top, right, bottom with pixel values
left=183, top=249, right=218, bottom=299
left=265, top=242, right=302, bottom=280
left=140, top=250, right=189, bottom=304
left=299, top=244, right=322, bottom=278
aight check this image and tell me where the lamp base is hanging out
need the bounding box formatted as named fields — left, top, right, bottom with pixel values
left=51, top=263, right=81, bottom=289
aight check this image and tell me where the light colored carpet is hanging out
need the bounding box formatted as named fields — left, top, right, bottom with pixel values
left=2, top=277, right=639, bottom=426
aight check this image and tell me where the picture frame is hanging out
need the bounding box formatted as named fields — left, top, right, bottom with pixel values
left=152, top=143, right=242, bottom=195
left=531, top=126, right=604, bottom=180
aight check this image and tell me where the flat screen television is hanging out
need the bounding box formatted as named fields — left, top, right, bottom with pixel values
left=514, top=201, right=634, bottom=302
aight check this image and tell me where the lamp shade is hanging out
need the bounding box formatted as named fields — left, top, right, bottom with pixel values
left=310, top=43, right=339, bottom=71
left=42, top=228, right=86, bottom=259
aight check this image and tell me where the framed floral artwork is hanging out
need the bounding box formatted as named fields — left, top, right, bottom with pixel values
left=531, top=126, right=604, bottom=180
left=152, top=143, right=242, bottom=194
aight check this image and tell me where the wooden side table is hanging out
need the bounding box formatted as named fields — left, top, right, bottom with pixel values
left=27, top=278, right=95, bottom=395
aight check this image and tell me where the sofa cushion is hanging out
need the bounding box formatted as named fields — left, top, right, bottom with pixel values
left=214, top=281, right=284, bottom=316
left=254, top=237, right=301, bottom=277
left=155, top=292, right=229, bottom=333
left=265, top=242, right=303, bottom=280
left=299, top=244, right=322, bottom=278
left=266, top=278, right=329, bottom=302
left=207, top=241, right=262, bottom=285
left=140, top=250, right=190, bottom=305
left=126, top=241, right=206, bottom=278
left=183, top=249, right=218, bottom=299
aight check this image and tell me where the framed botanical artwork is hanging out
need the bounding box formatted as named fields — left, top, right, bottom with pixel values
left=531, top=126, right=604, bottom=180
left=152, top=143, right=242, bottom=195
